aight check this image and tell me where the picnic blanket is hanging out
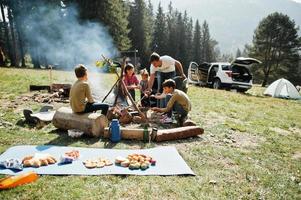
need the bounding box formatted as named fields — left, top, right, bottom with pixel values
left=0, top=145, right=195, bottom=176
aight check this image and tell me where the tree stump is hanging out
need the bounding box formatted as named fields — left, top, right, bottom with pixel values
left=52, top=107, right=108, bottom=137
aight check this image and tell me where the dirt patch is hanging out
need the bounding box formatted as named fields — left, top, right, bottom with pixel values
left=230, top=131, right=265, bottom=149
left=270, top=127, right=291, bottom=136
left=289, top=127, right=301, bottom=136
left=202, top=112, right=227, bottom=129
left=292, top=152, right=301, bottom=160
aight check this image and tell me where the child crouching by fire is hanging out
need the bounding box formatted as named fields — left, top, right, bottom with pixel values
left=151, top=79, right=191, bottom=125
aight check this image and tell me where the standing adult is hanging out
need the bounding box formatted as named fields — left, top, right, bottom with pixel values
left=147, top=52, right=186, bottom=93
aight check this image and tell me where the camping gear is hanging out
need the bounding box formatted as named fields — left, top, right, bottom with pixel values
left=143, top=125, right=149, bottom=143
left=23, top=105, right=55, bottom=126
left=0, top=145, right=195, bottom=176
left=264, top=78, right=301, bottom=99
left=110, top=119, right=121, bottom=143
left=0, top=171, right=39, bottom=190
left=52, top=107, right=108, bottom=137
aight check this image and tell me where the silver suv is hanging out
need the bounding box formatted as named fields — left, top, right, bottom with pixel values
left=188, top=57, right=261, bottom=92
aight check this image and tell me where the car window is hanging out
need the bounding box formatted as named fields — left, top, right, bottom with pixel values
left=222, top=65, right=230, bottom=70
left=212, top=65, right=219, bottom=73
left=191, top=63, right=198, bottom=70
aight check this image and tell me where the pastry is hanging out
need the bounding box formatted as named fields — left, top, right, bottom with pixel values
left=84, top=158, right=112, bottom=169
left=22, top=154, right=57, bottom=168
left=84, top=161, right=96, bottom=169
left=115, top=156, right=126, bottom=164
left=104, top=160, right=113, bottom=166
left=120, top=159, right=130, bottom=167
left=96, top=162, right=105, bottom=168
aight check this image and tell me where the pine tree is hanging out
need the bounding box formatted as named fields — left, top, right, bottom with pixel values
left=184, top=16, right=193, bottom=68
left=103, top=0, right=131, bottom=51
left=192, top=20, right=201, bottom=63
left=201, top=21, right=211, bottom=62
left=236, top=48, right=242, bottom=58
left=166, top=2, right=177, bottom=57
left=128, top=0, right=153, bottom=67
left=152, top=3, right=167, bottom=54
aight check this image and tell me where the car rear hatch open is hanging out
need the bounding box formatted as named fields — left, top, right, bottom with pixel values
left=230, top=57, right=261, bottom=83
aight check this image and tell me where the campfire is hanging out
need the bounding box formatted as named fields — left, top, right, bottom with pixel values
left=27, top=83, right=71, bottom=104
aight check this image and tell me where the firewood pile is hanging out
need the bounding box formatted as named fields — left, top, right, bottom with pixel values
left=107, top=105, right=148, bottom=125
left=25, top=84, right=71, bottom=104
left=18, top=91, right=69, bottom=104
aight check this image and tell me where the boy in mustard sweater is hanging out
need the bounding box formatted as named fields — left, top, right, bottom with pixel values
left=151, top=79, right=191, bottom=124
left=69, top=64, right=109, bottom=114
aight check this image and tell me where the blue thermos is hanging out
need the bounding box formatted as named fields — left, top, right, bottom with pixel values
left=110, top=119, right=121, bottom=142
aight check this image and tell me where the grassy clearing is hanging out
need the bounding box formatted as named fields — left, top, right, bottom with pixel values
left=0, top=68, right=301, bottom=199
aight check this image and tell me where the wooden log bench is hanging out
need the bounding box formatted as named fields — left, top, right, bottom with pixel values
left=103, top=126, right=204, bottom=142
left=52, top=107, right=108, bottom=137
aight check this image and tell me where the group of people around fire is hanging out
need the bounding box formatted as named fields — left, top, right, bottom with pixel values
left=69, top=52, right=191, bottom=125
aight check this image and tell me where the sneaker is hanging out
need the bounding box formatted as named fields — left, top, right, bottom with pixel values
left=160, top=116, right=173, bottom=124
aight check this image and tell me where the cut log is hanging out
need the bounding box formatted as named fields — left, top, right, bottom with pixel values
left=155, top=126, right=204, bottom=142
left=103, top=127, right=147, bottom=140
left=103, top=126, right=204, bottom=142
left=52, top=107, right=108, bottom=137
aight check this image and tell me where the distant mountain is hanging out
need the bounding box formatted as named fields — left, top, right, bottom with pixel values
left=151, top=0, right=301, bottom=53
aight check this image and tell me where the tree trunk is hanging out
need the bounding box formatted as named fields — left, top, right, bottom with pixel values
left=0, top=3, right=12, bottom=65
left=32, top=47, right=41, bottom=68
left=7, top=8, right=18, bottom=67
left=0, top=46, right=5, bottom=66
left=15, top=19, right=26, bottom=67
left=262, top=73, right=269, bottom=87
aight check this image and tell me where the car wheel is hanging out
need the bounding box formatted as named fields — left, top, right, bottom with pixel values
left=213, top=78, right=222, bottom=89
left=237, top=88, right=248, bottom=93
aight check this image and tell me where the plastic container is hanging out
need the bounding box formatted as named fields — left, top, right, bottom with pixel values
left=110, top=119, right=121, bottom=143
left=0, top=171, right=39, bottom=190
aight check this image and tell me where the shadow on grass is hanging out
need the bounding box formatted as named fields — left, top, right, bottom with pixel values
left=45, top=129, right=99, bottom=146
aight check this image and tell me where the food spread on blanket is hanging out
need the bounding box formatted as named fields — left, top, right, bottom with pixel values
left=2, top=150, right=157, bottom=171
left=22, top=153, right=57, bottom=168
left=115, top=154, right=156, bottom=170
left=60, top=150, right=80, bottom=164
left=83, top=158, right=113, bottom=169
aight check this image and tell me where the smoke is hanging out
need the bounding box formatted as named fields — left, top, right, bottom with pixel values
left=24, top=3, right=118, bottom=69
left=23, top=3, right=119, bottom=100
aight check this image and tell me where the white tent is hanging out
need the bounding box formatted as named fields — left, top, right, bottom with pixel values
left=264, top=78, right=301, bottom=99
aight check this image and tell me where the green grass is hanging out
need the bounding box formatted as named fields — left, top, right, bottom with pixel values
left=0, top=68, right=301, bottom=199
